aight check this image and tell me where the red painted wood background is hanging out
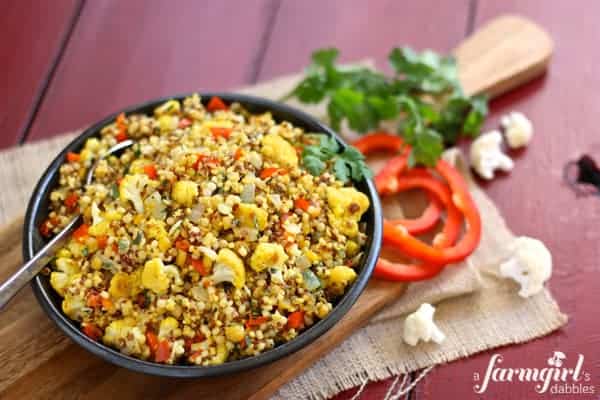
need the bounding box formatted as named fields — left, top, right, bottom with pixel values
left=4, top=0, right=600, bottom=399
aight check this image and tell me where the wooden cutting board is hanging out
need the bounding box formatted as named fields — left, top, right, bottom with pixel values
left=0, top=16, right=551, bottom=400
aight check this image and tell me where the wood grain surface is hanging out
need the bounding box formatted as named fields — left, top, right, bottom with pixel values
left=416, top=1, right=600, bottom=399
left=5, top=1, right=599, bottom=399
left=0, top=0, right=81, bottom=149
left=25, top=0, right=277, bottom=142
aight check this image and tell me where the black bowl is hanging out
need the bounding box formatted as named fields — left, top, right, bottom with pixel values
left=23, top=93, right=382, bottom=378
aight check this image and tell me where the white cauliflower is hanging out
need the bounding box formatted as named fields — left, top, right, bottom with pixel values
left=120, top=174, right=150, bottom=213
left=91, top=202, right=103, bottom=226
left=469, top=130, right=514, bottom=180
left=211, top=248, right=245, bottom=288
left=403, top=303, right=445, bottom=346
left=499, top=236, right=552, bottom=298
left=501, top=111, right=533, bottom=148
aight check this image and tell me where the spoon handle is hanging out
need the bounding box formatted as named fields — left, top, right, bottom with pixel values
left=0, top=216, right=80, bottom=310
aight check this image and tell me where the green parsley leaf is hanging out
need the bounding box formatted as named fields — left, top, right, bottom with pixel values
left=301, top=134, right=372, bottom=181
left=286, top=46, right=489, bottom=166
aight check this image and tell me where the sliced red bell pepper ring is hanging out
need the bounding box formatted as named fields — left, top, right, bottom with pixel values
left=388, top=193, right=442, bottom=235
left=375, top=154, right=409, bottom=195
left=352, top=132, right=405, bottom=154
left=384, top=169, right=443, bottom=235
left=374, top=168, right=463, bottom=281
left=382, top=160, right=482, bottom=265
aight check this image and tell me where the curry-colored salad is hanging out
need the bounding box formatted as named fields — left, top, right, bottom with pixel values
left=41, top=95, right=370, bottom=365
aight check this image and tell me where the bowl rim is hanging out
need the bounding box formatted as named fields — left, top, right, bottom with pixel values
left=23, top=92, right=382, bottom=378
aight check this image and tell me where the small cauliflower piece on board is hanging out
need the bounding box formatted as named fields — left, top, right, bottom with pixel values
left=260, top=133, right=298, bottom=168
left=326, top=187, right=370, bottom=236
left=469, top=130, right=513, bottom=180
left=249, top=243, right=288, bottom=272
left=403, top=303, right=445, bottom=346
left=212, top=248, right=246, bottom=288
left=499, top=236, right=552, bottom=298
left=501, top=111, right=533, bottom=149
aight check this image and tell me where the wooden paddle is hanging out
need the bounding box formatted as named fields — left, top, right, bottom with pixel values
left=0, top=15, right=552, bottom=400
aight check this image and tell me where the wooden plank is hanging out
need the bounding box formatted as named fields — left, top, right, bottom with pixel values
left=253, top=1, right=472, bottom=399
left=0, top=0, right=81, bottom=149
left=257, top=0, right=471, bottom=81
left=25, top=0, right=277, bottom=143
left=416, top=1, right=600, bottom=399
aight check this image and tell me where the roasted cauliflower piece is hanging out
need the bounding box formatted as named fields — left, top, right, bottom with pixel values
left=212, top=248, right=245, bottom=288
left=171, top=180, right=198, bottom=207
left=260, top=133, right=298, bottom=168
left=141, top=258, right=180, bottom=294
left=235, top=203, right=268, bottom=231
left=120, top=174, right=149, bottom=214
left=328, top=266, right=357, bottom=288
left=250, top=243, right=288, bottom=272
left=326, top=187, right=369, bottom=236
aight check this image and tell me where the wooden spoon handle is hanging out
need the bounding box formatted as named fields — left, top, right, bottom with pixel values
left=454, top=15, right=554, bottom=98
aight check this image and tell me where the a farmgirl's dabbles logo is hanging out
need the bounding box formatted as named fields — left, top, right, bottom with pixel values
left=473, top=351, right=595, bottom=395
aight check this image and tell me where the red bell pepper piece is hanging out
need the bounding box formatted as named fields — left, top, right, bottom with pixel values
left=352, top=132, right=405, bottom=154
left=207, top=96, right=228, bottom=112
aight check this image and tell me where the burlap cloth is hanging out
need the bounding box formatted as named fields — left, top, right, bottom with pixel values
left=0, top=62, right=566, bottom=400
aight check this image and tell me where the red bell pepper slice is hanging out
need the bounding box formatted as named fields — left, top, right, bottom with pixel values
left=374, top=169, right=463, bottom=281
left=382, top=160, right=481, bottom=265
left=352, top=132, right=405, bottom=154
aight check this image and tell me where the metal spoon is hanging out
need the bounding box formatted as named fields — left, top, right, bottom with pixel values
left=0, top=139, right=134, bottom=310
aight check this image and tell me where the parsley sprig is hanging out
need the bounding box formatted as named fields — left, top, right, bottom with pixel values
left=302, top=134, right=372, bottom=182
left=286, top=47, right=488, bottom=166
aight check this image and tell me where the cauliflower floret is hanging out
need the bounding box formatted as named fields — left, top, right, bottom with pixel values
left=328, top=266, right=357, bottom=287
left=145, top=219, right=171, bottom=252
left=469, top=130, right=514, bottom=180
left=50, top=271, right=71, bottom=296
left=144, top=191, right=167, bottom=220
left=159, top=316, right=179, bottom=339
left=120, top=174, right=149, bottom=214
left=55, top=257, right=80, bottom=275
left=61, top=293, right=86, bottom=320
left=326, top=187, right=370, bottom=237
left=235, top=203, right=268, bottom=231
left=403, top=303, right=445, bottom=346
left=171, top=180, right=198, bottom=207
left=103, top=318, right=149, bottom=358
left=91, top=202, right=103, bottom=226
left=260, top=133, right=298, bottom=168
left=142, top=258, right=180, bottom=294
left=501, top=111, right=533, bottom=149
left=212, top=249, right=245, bottom=288
left=249, top=243, right=288, bottom=272
left=225, top=324, right=245, bottom=342
left=109, top=272, right=133, bottom=299
left=499, top=236, right=552, bottom=298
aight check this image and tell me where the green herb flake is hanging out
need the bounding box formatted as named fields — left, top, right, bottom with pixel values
left=302, top=270, right=321, bottom=291
left=111, top=183, right=119, bottom=199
